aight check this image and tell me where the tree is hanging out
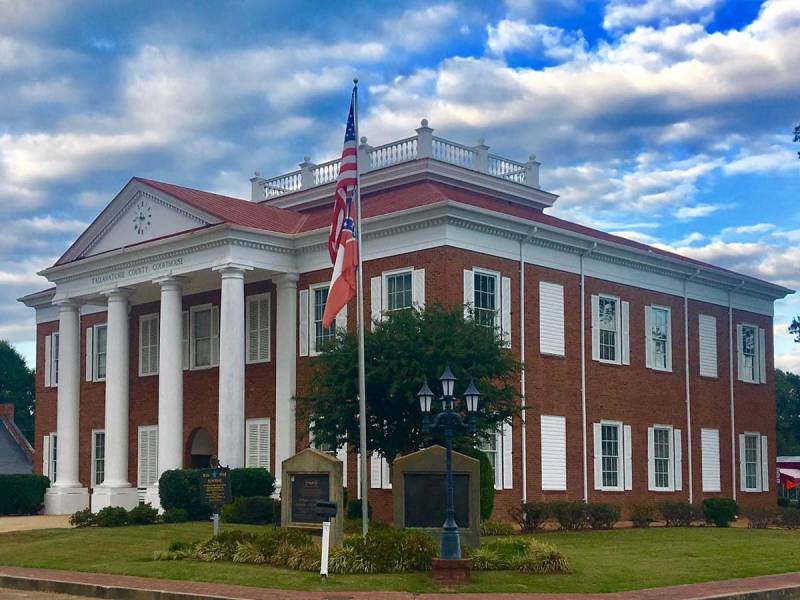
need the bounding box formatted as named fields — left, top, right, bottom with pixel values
left=794, top=122, right=800, bottom=159
left=790, top=317, right=800, bottom=343
left=0, top=340, right=35, bottom=443
left=776, top=369, right=800, bottom=455
left=299, top=304, right=520, bottom=462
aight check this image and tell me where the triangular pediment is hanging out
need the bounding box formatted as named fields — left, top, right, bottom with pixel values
left=59, top=179, right=220, bottom=264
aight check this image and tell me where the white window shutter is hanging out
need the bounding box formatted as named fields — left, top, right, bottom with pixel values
left=336, top=303, right=348, bottom=332
left=501, top=276, right=512, bottom=348
left=591, top=295, right=600, bottom=361
left=246, top=421, right=258, bottom=468
left=356, top=452, right=361, bottom=498
left=370, top=453, right=382, bottom=489
left=761, top=435, right=769, bottom=492
left=647, top=427, right=655, bottom=491
left=246, top=298, right=259, bottom=363
left=463, top=269, right=474, bottom=319
left=698, top=315, right=717, bottom=377
left=539, top=282, right=565, bottom=356
left=701, top=428, right=720, bottom=492
left=299, top=289, right=309, bottom=356
left=673, top=428, right=682, bottom=491
left=148, top=428, right=158, bottom=486
left=593, top=422, right=602, bottom=490
left=44, top=335, right=52, bottom=388
left=245, top=420, right=269, bottom=470
left=337, top=444, right=348, bottom=486
left=381, top=457, right=392, bottom=489
left=736, top=324, right=744, bottom=381
left=502, top=419, right=513, bottom=489
left=138, top=428, right=147, bottom=488
left=739, top=433, right=746, bottom=491
left=139, top=317, right=150, bottom=375
left=644, top=307, right=653, bottom=369
left=665, top=310, right=673, bottom=372
left=211, top=306, right=220, bottom=366
left=370, top=276, right=381, bottom=328
left=540, top=415, right=566, bottom=491
left=623, top=424, right=633, bottom=490
left=494, top=429, right=503, bottom=490
left=182, top=311, right=189, bottom=370
left=412, top=268, right=425, bottom=308
left=260, top=296, right=270, bottom=362
left=621, top=301, right=630, bottom=365
left=758, top=327, right=767, bottom=384
left=85, top=328, right=93, bottom=382
left=42, top=435, right=50, bottom=477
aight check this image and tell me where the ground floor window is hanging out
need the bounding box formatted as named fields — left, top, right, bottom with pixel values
left=601, top=423, right=620, bottom=489
left=92, top=430, right=105, bottom=487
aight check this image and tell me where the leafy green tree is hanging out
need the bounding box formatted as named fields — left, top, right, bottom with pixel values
left=0, top=340, right=35, bottom=442
left=790, top=317, right=800, bottom=343
left=299, top=304, right=520, bottom=462
left=776, top=369, right=800, bottom=455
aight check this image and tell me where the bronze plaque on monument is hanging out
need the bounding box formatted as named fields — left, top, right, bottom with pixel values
left=404, top=473, right=470, bottom=528
left=290, top=473, right=330, bottom=524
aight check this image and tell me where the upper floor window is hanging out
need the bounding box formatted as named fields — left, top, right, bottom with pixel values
left=371, top=268, right=426, bottom=327
left=741, top=325, right=757, bottom=382
left=313, top=286, right=336, bottom=352
left=591, top=294, right=629, bottom=366
left=139, top=314, right=159, bottom=376
left=93, top=324, right=107, bottom=381
left=598, top=296, right=618, bottom=362
left=386, top=271, right=413, bottom=312
left=190, top=305, right=219, bottom=369
left=473, top=271, right=497, bottom=329
left=646, top=306, right=671, bottom=371
left=737, top=323, right=766, bottom=384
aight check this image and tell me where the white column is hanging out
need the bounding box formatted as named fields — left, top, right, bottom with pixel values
left=145, top=277, right=185, bottom=510
left=216, top=265, right=247, bottom=468
left=274, top=273, right=298, bottom=489
left=44, top=300, right=89, bottom=514
left=92, top=289, right=138, bottom=511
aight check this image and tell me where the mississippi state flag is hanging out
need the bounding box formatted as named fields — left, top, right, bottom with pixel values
left=322, top=90, right=359, bottom=329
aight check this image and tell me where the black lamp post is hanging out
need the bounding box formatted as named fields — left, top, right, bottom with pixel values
left=417, top=366, right=482, bottom=560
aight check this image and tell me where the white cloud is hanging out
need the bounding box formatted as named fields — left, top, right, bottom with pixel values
left=720, top=223, right=774, bottom=237
left=603, top=0, right=721, bottom=31
left=380, top=4, right=462, bottom=52
left=675, top=203, right=728, bottom=220
left=487, top=20, right=587, bottom=61
left=673, top=231, right=704, bottom=246
left=724, top=145, right=799, bottom=175
left=776, top=351, right=800, bottom=374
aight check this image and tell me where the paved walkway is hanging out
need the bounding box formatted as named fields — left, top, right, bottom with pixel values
left=2, top=567, right=800, bottom=599
left=0, top=516, right=71, bottom=534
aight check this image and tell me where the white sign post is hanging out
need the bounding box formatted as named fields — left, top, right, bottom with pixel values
left=320, top=520, right=331, bottom=579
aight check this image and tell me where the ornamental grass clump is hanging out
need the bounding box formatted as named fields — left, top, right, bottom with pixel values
left=480, top=518, right=515, bottom=536
left=467, top=537, right=570, bottom=574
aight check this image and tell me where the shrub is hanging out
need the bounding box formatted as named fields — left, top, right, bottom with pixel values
left=702, top=498, right=738, bottom=528
left=128, top=503, right=159, bottom=525
left=550, top=501, right=588, bottom=530
left=69, top=508, right=95, bottom=528
left=95, top=506, right=129, bottom=527
left=159, top=469, right=210, bottom=520
left=221, top=496, right=278, bottom=525
left=630, top=504, right=656, bottom=528
left=194, top=530, right=254, bottom=562
left=468, top=546, right=506, bottom=570
left=0, top=474, right=50, bottom=515
left=469, top=538, right=570, bottom=574
left=397, top=530, right=437, bottom=571
left=586, top=503, right=620, bottom=530
left=458, top=445, right=496, bottom=520
left=153, top=541, right=196, bottom=561
left=362, top=525, right=405, bottom=572
left=481, top=519, right=515, bottom=536
left=780, top=507, right=800, bottom=529
left=778, top=497, right=790, bottom=508
left=745, top=506, right=776, bottom=529
left=229, top=468, right=275, bottom=499
left=329, top=543, right=373, bottom=574
left=659, top=501, right=695, bottom=527
left=346, top=498, right=373, bottom=520
left=509, top=501, right=550, bottom=533
left=514, top=540, right=571, bottom=574
left=163, top=507, right=189, bottom=523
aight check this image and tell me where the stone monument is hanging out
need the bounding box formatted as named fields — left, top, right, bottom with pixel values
left=281, top=447, right=344, bottom=547
left=392, top=445, right=481, bottom=548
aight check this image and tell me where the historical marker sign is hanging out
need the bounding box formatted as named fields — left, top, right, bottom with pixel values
left=404, top=473, right=470, bottom=528
left=290, top=473, right=330, bottom=524
left=200, top=467, right=231, bottom=511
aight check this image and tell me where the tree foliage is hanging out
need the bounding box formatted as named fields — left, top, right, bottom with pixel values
left=299, top=304, right=520, bottom=462
left=0, top=340, right=34, bottom=442
left=789, top=317, right=800, bottom=344
left=776, top=369, right=800, bottom=455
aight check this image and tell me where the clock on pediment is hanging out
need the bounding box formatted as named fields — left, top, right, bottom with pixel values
left=132, top=199, right=152, bottom=235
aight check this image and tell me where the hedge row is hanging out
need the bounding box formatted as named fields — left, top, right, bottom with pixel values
left=0, top=475, right=50, bottom=515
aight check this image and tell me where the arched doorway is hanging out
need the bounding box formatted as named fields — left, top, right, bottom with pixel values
left=187, top=428, right=213, bottom=468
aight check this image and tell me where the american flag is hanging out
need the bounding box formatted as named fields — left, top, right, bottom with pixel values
left=327, top=89, right=358, bottom=264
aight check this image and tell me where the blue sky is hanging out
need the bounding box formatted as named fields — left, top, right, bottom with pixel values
left=1, top=0, right=798, bottom=371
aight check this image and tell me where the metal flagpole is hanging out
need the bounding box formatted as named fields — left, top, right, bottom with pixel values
left=352, top=78, right=369, bottom=537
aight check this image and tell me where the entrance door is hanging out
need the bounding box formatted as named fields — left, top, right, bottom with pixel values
left=188, top=428, right=213, bottom=468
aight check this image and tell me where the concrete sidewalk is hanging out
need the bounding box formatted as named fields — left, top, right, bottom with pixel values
left=3, top=566, right=800, bottom=599
left=0, top=516, right=71, bottom=534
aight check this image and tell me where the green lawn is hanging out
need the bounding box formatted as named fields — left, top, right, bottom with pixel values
left=1, top=523, right=799, bottom=593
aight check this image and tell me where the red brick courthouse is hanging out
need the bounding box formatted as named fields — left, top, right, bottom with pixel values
left=19, top=121, right=790, bottom=518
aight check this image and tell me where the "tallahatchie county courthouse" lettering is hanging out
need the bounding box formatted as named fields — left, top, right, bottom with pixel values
left=20, top=120, right=791, bottom=519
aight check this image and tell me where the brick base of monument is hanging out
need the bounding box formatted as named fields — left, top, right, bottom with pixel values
left=431, top=558, right=471, bottom=585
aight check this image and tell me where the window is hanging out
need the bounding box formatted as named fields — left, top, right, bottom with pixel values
left=91, top=430, right=105, bottom=487
left=313, top=286, right=336, bottom=352
left=246, top=294, right=271, bottom=364
left=741, top=325, right=757, bottom=383
left=137, top=425, right=158, bottom=488
left=245, top=418, right=270, bottom=470
left=52, top=333, right=60, bottom=386
left=540, top=415, right=567, bottom=491
left=653, top=427, right=671, bottom=489
left=139, top=314, right=159, bottom=376
left=744, top=434, right=759, bottom=491
left=539, top=282, right=565, bottom=356
left=479, top=434, right=498, bottom=482
left=370, top=453, right=392, bottom=489
left=601, top=423, right=620, bottom=489
left=698, top=314, right=718, bottom=378
left=93, top=324, right=107, bottom=381
left=473, top=271, right=498, bottom=329
left=646, top=306, right=671, bottom=371
left=386, top=271, right=413, bottom=312
left=701, top=428, right=721, bottom=492
left=190, top=305, right=219, bottom=369
left=479, top=423, right=513, bottom=490
left=598, top=297, right=618, bottom=362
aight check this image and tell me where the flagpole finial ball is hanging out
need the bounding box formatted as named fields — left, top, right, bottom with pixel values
left=421, top=118, right=429, bottom=127
left=254, top=170, right=260, bottom=177
left=529, top=153, right=537, bottom=161
left=360, top=136, right=368, bottom=144
left=304, top=156, right=311, bottom=162
left=353, top=77, right=359, bottom=85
